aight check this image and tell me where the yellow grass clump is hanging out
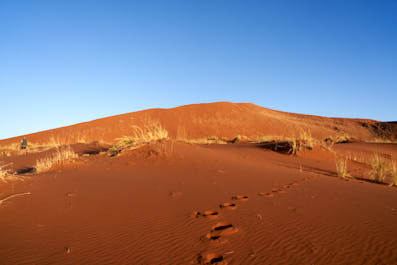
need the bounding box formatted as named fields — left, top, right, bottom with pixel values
left=109, top=120, right=169, bottom=155
left=0, top=161, right=15, bottom=182
left=255, top=135, right=287, bottom=143
left=389, top=161, right=397, bottom=187
left=0, top=131, right=89, bottom=156
left=370, top=154, right=386, bottom=183
left=335, top=133, right=351, bottom=143
left=35, top=146, right=78, bottom=173
left=336, top=157, right=351, bottom=179
left=129, top=120, right=169, bottom=143
left=182, top=137, right=227, bottom=145
left=300, top=130, right=315, bottom=149
left=291, top=137, right=299, bottom=155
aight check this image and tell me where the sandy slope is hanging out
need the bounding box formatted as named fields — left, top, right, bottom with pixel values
left=0, top=102, right=388, bottom=145
left=1, top=102, right=397, bottom=264
left=1, top=141, right=397, bottom=265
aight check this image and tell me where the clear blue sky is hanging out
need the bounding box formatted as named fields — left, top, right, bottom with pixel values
left=1, top=0, right=396, bottom=140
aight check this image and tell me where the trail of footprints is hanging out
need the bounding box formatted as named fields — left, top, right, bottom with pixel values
left=192, top=179, right=307, bottom=264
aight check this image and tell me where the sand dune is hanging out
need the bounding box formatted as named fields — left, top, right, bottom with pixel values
left=1, top=102, right=395, bottom=145
left=1, top=102, right=397, bottom=264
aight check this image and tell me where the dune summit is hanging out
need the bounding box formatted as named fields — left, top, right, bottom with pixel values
left=1, top=102, right=397, bottom=264
left=1, top=102, right=396, bottom=145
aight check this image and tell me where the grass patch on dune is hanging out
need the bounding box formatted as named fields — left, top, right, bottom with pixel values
left=129, top=120, right=169, bottom=143
left=335, top=133, right=351, bottom=143
left=0, top=161, right=16, bottom=182
left=254, top=135, right=287, bottom=143
left=335, top=157, right=351, bottom=179
left=390, top=161, right=397, bottom=187
left=35, top=146, right=78, bottom=173
left=299, top=130, right=315, bottom=149
left=370, top=154, right=387, bottom=183
left=109, top=120, right=169, bottom=155
left=0, top=134, right=89, bottom=156
left=370, top=138, right=397, bottom=144
left=182, top=137, right=227, bottom=145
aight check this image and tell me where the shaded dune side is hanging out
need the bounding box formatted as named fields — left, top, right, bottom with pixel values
left=0, top=102, right=381, bottom=145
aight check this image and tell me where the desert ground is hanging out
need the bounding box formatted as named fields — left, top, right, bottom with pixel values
left=1, top=102, right=397, bottom=265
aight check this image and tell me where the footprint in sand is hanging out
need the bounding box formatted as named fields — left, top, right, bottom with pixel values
left=192, top=210, right=220, bottom=220
left=202, top=210, right=220, bottom=219
left=272, top=188, right=287, bottom=194
left=198, top=252, right=227, bottom=265
left=206, top=222, right=238, bottom=239
left=168, top=191, right=182, bottom=199
left=219, top=202, right=237, bottom=210
left=258, top=192, right=273, bottom=198
left=231, top=195, right=248, bottom=202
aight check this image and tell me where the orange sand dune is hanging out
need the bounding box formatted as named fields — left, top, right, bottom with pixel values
left=0, top=102, right=393, bottom=145
left=1, top=102, right=397, bottom=265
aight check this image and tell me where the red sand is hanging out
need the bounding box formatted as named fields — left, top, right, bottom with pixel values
left=0, top=102, right=386, bottom=145
left=1, top=102, right=397, bottom=264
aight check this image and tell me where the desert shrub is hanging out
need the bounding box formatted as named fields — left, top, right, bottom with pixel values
left=130, top=120, right=168, bottom=143
left=291, top=137, right=299, bottom=155
left=389, top=161, right=397, bottom=187
left=336, top=157, right=350, bottom=179
left=255, top=135, right=285, bottom=143
left=335, top=133, right=351, bottom=143
left=300, top=130, right=314, bottom=149
left=35, top=146, right=78, bottom=173
left=231, top=135, right=241, bottom=143
left=370, top=154, right=387, bottom=183
left=0, top=161, right=15, bottom=182
left=109, top=120, right=169, bottom=155
left=323, top=137, right=335, bottom=151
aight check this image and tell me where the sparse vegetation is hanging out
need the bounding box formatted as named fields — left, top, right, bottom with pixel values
left=299, top=130, right=315, bottom=149
left=335, top=133, right=351, bottom=143
left=255, top=135, right=288, bottom=143
left=0, top=161, right=14, bottom=182
left=370, top=154, right=387, bottom=183
left=371, top=138, right=397, bottom=144
left=322, top=137, right=335, bottom=151
left=109, top=119, right=169, bottom=155
left=231, top=135, right=241, bottom=143
left=35, top=146, right=78, bottom=173
left=336, top=157, right=351, bottom=179
left=183, top=137, right=227, bottom=145
left=1, top=151, right=11, bottom=157
left=130, top=120, right=169, bottom=143
left=0, top=132, right=90, bottom=156
left=291, top=137, right=299, bottom=155
left=389, top=161, right=397, bottom=186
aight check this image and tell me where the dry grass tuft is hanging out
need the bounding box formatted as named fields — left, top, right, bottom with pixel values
left=322, top=138, right=335, bottom=152
left=335, top=157, right=351, bottom=179
left=183, top=137, right=227, bottom=145
left=370, top=154, right=387, bottom=183
left=255, top=135, right=288, bottom=143
left=109, top=120, right=169, bottom=155
left=0, top=161, right=15, bottom=182
left=390, top=161, right=397, bottom=187
left=35, top=146, right=78, bottom=173
left=129, top=120, right=169, bottom=143
left=231, top=135, right=242, bottom=143
left=299, top=130, right=315, bottom=149
left=0, top=131, right=90, bottom=156
left=291, top=137, right=299, bottom=155
left=371, top=138, right=397, bottom=144
left=335, top=133, right=351, bottom=143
